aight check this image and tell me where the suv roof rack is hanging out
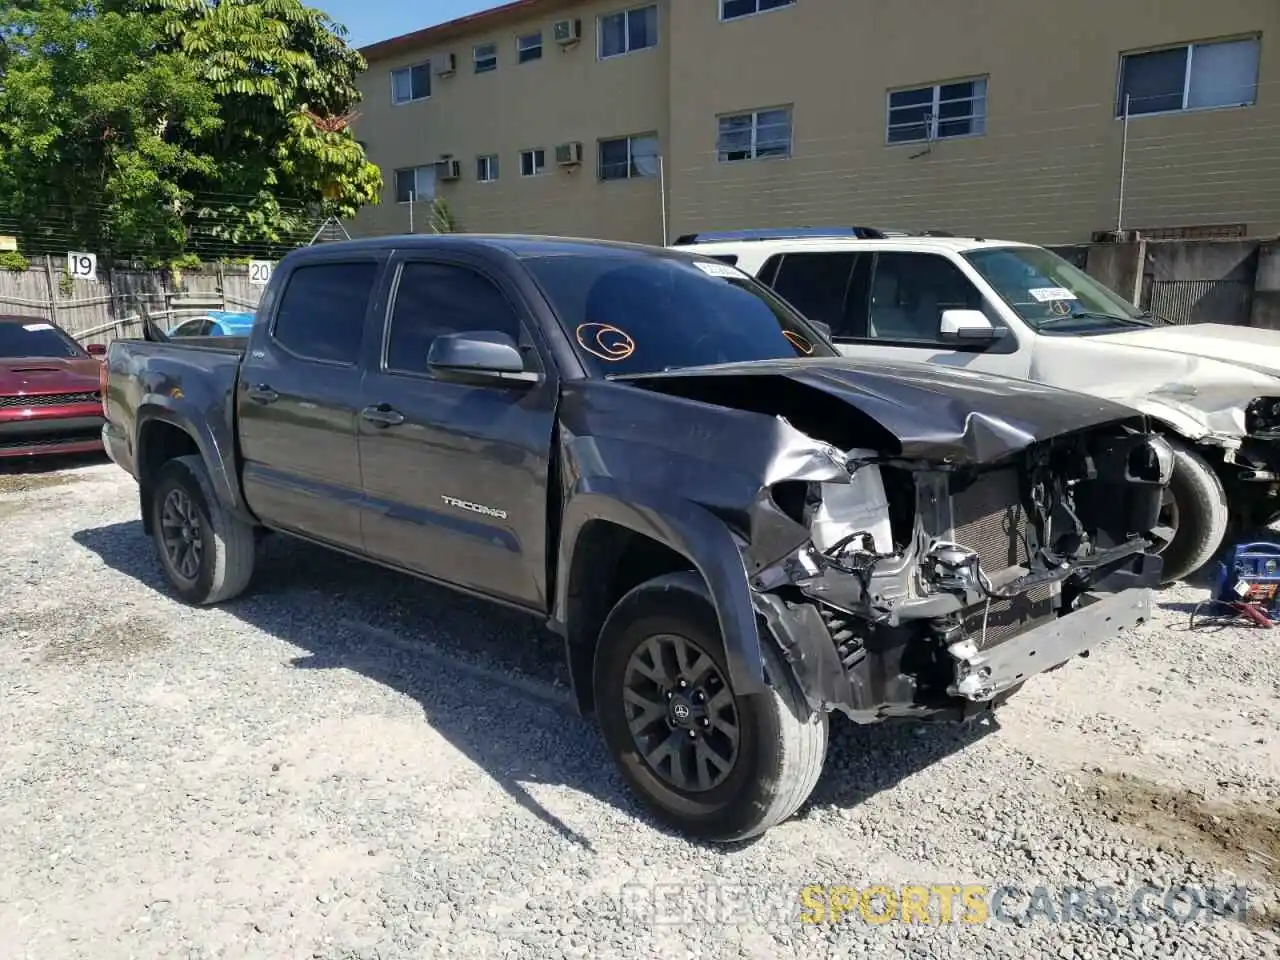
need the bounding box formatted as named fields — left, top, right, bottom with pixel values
left=671, top=227, right=957, bottom=245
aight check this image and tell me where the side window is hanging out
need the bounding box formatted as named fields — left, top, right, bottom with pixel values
left=757, top=254, right=783, bottom=287
left=770, top=252, right=872, bottom=338
left=385, top=262, right=524, bottom=376
left=272, top=262, right=378, bottom=364
left=866, top=252, right=986, bottom=343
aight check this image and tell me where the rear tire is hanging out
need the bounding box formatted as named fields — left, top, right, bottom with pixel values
left=150, top=454, right=256, bottom=605
left=593, top=571, right=828, bottom=843
left=1153, top=440, right=1229, bottom=584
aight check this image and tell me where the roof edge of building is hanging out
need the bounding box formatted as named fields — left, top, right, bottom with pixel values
left=359, top=0, right=585, bottom=63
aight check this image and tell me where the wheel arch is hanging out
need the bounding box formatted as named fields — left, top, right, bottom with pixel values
left=554, top=489, right=769, bottom=717
left=135, top=408, right=249, bottom=535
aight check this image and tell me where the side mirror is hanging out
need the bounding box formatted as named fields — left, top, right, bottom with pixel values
left=427, top=331, right=541, bottom=386
left=939, top=309, right=1001, bottom=341
left=85, top=343, right=107, bottom=357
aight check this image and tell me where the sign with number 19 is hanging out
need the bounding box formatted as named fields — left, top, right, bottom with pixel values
left=67, top=251, right=97, bottom=281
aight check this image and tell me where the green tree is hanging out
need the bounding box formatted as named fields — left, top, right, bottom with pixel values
left=0, top=0, right=381, bottom=263
left=0, top=0, right=220, bottom=261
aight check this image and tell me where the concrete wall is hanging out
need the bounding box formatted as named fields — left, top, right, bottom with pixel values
left=1254, top=242, right=1280, bottom=328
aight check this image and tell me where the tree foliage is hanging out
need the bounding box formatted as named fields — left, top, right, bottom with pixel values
left=0, top=0, right=381, bottom=264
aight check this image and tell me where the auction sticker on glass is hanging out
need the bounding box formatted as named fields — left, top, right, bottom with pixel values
left=692, top=260, right=748, bottom=280
left=1028, top=287, right=1077, bottom=302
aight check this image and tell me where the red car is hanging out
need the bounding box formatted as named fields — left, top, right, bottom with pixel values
left=0, top=315, right=108, bottom=460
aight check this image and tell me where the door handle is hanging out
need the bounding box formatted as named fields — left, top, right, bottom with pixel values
left=361, top=403, right=406, bottom=427
left=246, top=384, right=279, bottom=404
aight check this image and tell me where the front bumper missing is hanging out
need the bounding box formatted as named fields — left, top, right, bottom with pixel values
left=947, top=588, right=1152, bottom=701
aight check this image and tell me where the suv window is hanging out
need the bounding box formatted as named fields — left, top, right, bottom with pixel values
left=866, top=252, right=987, bottom=343
left=385, top=261, right=523, bottom=375
left=273, top=262, right=378, bottom=364
left=766, top=252, right=872, bottom=338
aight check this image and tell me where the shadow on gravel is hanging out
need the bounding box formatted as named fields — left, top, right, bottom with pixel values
left=75, top=518, right=991, bottom=851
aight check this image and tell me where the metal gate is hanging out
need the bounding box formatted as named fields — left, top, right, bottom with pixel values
left=1144, top=279, right=1254, bottom=326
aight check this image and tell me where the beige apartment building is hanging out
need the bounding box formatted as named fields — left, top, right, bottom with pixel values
left=351, top=0, right=1280, bottom=247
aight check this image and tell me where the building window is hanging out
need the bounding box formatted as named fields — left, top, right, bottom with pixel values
left=477, top=154, right=499, bottom=182
left=520, top=148, right=546, bottom=177
left=886, top=77, right=987, bottom=144
left=717, top=106, right=793, bottom=162
left=390, top=62, right=431, bottom=105
left=599, top=4, right=658, bottom=59
left=474, top=42, right=498, bottom=73
left=598, top=133, right=659, bottom=181
left=517, top=31, right=543, bottom=63
left=721, top=0, right=794, bottom=21
left=394, top=165, right=437, bottom=203
left=1117, top=36, right=1260, bottom=117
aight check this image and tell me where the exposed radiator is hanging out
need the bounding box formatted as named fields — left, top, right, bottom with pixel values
left=962, top=585, right=1056, bottom=650
left=949, top=468, right=1030, bottom=575
left=950, top=468, right=1056, bottom=649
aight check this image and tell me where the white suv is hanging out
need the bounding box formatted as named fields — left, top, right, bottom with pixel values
left=671, top=227, right=1280, bottom=583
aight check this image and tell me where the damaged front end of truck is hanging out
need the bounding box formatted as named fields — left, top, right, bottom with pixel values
left=607, top=360, right=1174, bottom=723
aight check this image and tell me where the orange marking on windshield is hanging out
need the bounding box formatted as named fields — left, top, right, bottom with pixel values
left=576, top=323, right=636, bottom=362
left=783, top=331, right=814, bottom=355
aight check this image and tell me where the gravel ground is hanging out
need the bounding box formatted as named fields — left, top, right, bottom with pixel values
left=1, top=456, right=1278, bottom=960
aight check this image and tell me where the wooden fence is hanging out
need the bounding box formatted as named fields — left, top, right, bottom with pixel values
left=0, top=256, right=268, bottom=344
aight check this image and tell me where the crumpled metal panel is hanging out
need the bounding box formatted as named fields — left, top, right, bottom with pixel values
left=616, top=356, right=1146, bottom=462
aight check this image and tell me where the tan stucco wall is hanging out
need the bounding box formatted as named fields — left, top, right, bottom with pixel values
left=352, top=0, right=1280, bottom=247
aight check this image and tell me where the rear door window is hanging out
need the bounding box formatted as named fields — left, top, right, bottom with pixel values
left=768, top=252, right=872, bottom=338
left=271, top=262, right=379, bottom=365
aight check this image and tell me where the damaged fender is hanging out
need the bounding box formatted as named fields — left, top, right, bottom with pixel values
left=551, top=386, right=854, bottom=713
left=556, top=482, right=769, bottom=701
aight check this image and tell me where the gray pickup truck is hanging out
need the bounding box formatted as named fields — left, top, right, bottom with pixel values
left=101, top=234, right=1172, bottom=842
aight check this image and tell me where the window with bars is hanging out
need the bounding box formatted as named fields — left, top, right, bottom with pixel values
left=520, top=148, right=546, bottom=177
left=598, top=133, right=660, bottom=181
left=717, top=106, right=793, bottom=162
left=599, top=4, right=658, bottom=59
left=390, top=63, right=431, bottom=105
left=886, top=77, right=987, bottom=144
left=517, top=31, right=543, bottom=63
left=1117, top=36, right=1259, bottom=117
left=721, top=0, right=794, bottom=21
left=474, top=42, right=498, bottom=73
left=394, top=165, right=437, bottom=203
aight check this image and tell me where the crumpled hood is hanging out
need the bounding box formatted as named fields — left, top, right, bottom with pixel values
left=615, top=356, right=1143, bottom=462
left=1090, top=323, right=1280, bottom=378
left=0, top=356, right=102, bottom=395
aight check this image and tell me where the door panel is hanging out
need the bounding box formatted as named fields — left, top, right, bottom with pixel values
left=238, top=258, right=383, bottom=549
left=357, top=257, right=556, bottom=610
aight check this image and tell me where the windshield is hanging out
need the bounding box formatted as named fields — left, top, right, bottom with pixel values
left=963, top=246, right=1154, bottom=333
left=0, top=320, right=85, bottom=359
left=522, top=253, right=836, bottom=376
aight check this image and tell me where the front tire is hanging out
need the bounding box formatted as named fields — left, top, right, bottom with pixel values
left=594, top=571, right=828, bottom=843
left=1152, top=440, right=1230, bottom=583
left=150, top=454, right=256, bottom=605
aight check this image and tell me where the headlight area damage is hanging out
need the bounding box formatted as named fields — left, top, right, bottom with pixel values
left=615, top=360, right=1174, bottom=723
